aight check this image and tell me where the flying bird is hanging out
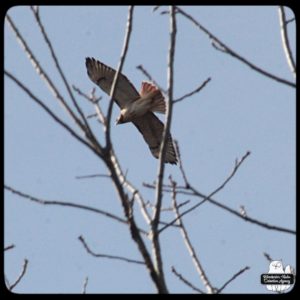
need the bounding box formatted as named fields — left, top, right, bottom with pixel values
left=85, top=57, right=177, bottom=164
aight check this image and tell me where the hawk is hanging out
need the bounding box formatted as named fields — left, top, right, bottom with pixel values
left=85, top=57, right=177, bottom=164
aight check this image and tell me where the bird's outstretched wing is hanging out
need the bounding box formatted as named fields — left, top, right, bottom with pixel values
left=85, top=57, right=177, bottom=164
left=133, top=113, right=177, bottom=164
left=85, top=57, right=139, bottom=108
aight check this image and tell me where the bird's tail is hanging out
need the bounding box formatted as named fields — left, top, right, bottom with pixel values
left=140, top=81, right=166, bottom=114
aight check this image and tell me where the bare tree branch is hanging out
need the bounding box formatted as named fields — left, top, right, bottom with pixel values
left=4, top=70, right=96, bottom=154
left=171, top=266, right=204, bottom=293
left=5, top=14, right=89, bottom=135
left=30, top=6, right=96, bottom=142
left=170, top=178, right=215, bottom=294
left=75, top=173, right=110, bottom=180
left=157, top=185, right=296, bottom=235
left=106, top=149, right=152, bottom=226
left=78, top=235, right=145, bottom=265
left=173, top=77, right=211, bottom=103
left=150, top=7, right=177, bottom=294
left=152, top=6, right=161, bottom=13
left=159, top=151, right=251, bottom=233
left=286, top=17, right=295, bottom=25
left=204, top=151, right=251, bottom=197
left=4, top=184, right=147, bottom=233
left=9, top=259, right=29, bottom=291
left=4, top=244, right=15, bottom=252
left=86, top=112, right=98, bottom=119
left=105, top=5, right=134, bottom=151
left=146, top=198, right=190, bottom=213
left=174, top=140, right=189, bottom=187
left=105, top=150, right=166, bottom=292
left=278, top=6, right=296, bottom=78
left=72, top=85, right=106, bottom=126
left=146, top=148, right=295, bottom=235
left=176, top=6, right=296, bottom=88
left=91, top=7, right=168, bottom=292
left=216, top=266, right=250, bottom=293
left=72, top=85, right=102, bottom=104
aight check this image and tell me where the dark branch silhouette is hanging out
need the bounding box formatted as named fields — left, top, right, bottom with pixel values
left=175, top=6, right=296, bottom=88
left=170, top=177, right=215, bottom=293
left=216, top=266, right=250, bottom=293
left=78, top=235, right=145, bottom=265
left=4, top=244, right=15, bottom=252
left=9, top=259, right=29, bottom=291
left=173, top=77, right=211, bottom=103
left=4, top=184, right=145, bottom=233
left=171, top=266, right=204, bottom=293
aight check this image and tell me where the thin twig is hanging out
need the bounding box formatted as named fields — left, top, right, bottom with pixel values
left=78, top=235, right=145, bottom=265
left=173, top=77, right=211, bottom=103
left=150, top=183, right=296, bottom=235
left=174, top=140, right=189, bottom=187
left=151, top=148, right=295, bottom=235
left=159, top=151, right=251, bottom=233
left=205, top=151, right=251, bottom=197
left=72, top=85, right=101, bottom=104
left=171, top=266, right=204, bottom=293
left=4, top=244, right=15, bottom=252
left=176, top=6, right=296, bottom=88
left=5, top=275, right=11, bottom=290
left=4, top=184, right=149, bottom=233
left=10, top=259, right=29, bottom=290
left=286, top=17, right=295, bottom=25
left=278, top=6, right=296, bottom=78
left=157, top=186, right=296, bottom=235
left=86, top=113, right=98, bottom=119
left=91, top=88, right=107, bottom=125
left=72, top=85, right=106, bottom=125
left=146, top=199, right=190, bottom=212
left=263, top=252, right=273, bottom=263
left=75, top=174, right=110, bottom=179
left=170, top=178, right=215, bottom=294
left=136, top=64, right=166, bottom=94
left=217, top=266, right=250, bottom=293
left=82, top=277, right=89, bottom=294
left=109, top=149, right=152, bottom=225
left=152, top=6, right=161, bottom=13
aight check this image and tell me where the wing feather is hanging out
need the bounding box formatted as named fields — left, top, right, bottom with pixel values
left=133, top=113, right=177, bottom=164
left=85, top=57, right=140, bottom=108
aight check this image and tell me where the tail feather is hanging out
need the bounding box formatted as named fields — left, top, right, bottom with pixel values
left=149, top=90, right=166, bottom=113
left=140, top=81, right=166, bottom=114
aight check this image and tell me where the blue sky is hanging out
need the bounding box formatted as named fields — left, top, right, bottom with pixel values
left=4, top=6, right=296, bottom=293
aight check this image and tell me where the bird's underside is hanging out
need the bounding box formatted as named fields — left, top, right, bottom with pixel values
left=85, top=57, right=178, bottom=164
